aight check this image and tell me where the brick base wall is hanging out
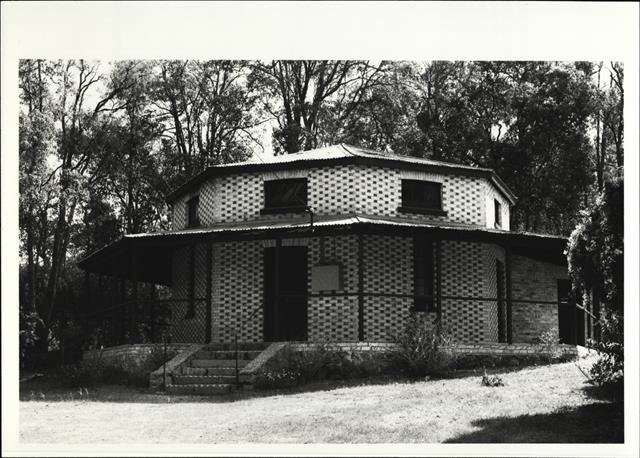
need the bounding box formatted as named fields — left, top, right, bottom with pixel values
left=83, top=344, right=192, bottom=369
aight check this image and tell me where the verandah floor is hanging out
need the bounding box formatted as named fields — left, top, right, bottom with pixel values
left=18, top=356, right=622, bottom=444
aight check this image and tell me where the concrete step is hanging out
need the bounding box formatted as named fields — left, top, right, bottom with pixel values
left=166, top=383, right=233, bottom=396
left=181, top=366, right=237, bottom=376
left=194, top=350, right=262, bottom=360
left=189, top=358, right=250, bottom=368
left=203, top=342, right=270, bottom=351
left=173, top=375, right=237, bottom=385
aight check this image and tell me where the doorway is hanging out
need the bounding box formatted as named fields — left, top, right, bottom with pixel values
left=263, top=245, right=308, bottom=341
left=558, top=279, right=585, bottom=345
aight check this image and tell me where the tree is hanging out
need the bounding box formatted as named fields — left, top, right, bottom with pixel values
left=148, top=60, right=258, bottom=187
left=249, top=60, right=387, bottom=154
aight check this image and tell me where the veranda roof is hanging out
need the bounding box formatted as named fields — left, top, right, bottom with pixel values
left=77, top=214, right=568, bottom=286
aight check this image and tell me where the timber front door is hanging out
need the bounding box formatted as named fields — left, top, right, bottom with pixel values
left=263, top=246, right=308, bottom=341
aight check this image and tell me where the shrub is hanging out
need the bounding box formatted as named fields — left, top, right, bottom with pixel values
left=481, top=369, right=504, bottom=387
left=587, top=311, right=623, bottom=388
left=253, top=343, right=394, bottom=389
left=19, top=310, right=43, bottom=367
left=388, top=315, right=456, bottom=377
left=60, top=345, right=178, bottom=388
left=60, top=350, right=107, bottom=386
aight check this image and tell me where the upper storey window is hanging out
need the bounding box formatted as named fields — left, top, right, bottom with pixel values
left=187, top=195, right=200, bottom=228
left=399, top=180, right=446, bottom=216
left=494, top=199, right=502, bottom=229
left=262, top=178, right=308, bottom=214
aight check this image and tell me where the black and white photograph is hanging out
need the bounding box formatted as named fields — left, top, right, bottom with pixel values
left=2, top=2, right=638, bottom=457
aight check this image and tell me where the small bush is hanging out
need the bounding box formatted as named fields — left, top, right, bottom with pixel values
left=60, top=350, right=107, bottom=386
left=481, top=369, right=504, bottom=387
left=253, top=343, right=394, bottom=389
left=388, top=315, right=456, bottom=377
left=588, top=312, right=623, bottom=388
left=60, top=345, right=178, bottom=388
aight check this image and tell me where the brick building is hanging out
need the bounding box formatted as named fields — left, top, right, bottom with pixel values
left=79, top=144, right=590, bottom=346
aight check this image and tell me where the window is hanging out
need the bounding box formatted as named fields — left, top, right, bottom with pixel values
left=413, top=237, right=436, bottom=312
left=262, top=178, right=308, bottom=213
left=494, top=199, right=502, bottom=229
left=399, top=180, right=445, bottom=215
left=187, top=196, right=200, bottom=228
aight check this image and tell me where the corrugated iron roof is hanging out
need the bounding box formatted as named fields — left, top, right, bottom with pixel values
left=209, top=144, right=492, bottom=173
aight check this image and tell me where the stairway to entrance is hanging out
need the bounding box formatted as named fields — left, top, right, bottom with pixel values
left=166, top=342, right=270, bottom=395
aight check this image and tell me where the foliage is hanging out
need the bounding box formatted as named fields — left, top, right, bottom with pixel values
left=253, top=343, right=393, bottom=389
left=567, top=177, right=623, bottom=388
left=481, top=370, right=505, bottom=387
left=587, top=312, right=624, bottom=388
left=388, top=314, right=456, bottom=377
left=59, top=345, right=177, bottom=387
left=567, top=177, right=624, bottom=313
left=19, top=309, right=44, bottom=366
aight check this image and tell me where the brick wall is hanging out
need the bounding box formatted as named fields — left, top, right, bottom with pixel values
left=511, top=255, right=568, bottom=343
left=83, top=343, right=192, bottom=368
left=171, top=165, right=508, bottom=230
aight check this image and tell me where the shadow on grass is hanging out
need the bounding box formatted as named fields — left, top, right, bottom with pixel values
left=445, top=401, right=624, bottom=443
left=19, top=373, right=412, bottom=404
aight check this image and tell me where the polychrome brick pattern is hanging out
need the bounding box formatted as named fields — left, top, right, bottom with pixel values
left=364, top=296, right=414, bottom=341
left=511, top=255, right=568, bottom=343
left=361, top=235, right=412, bottom=341
left=363, top=235, right=412, bottom=295
left=308, top=296, right=359, bottom=341
left=216, top=240, right=264, bottom=342
left=307, top=235, right=358, bottom=341
left=171, top=164, right=505, bottom=229
left=440, top=241, right=486, bottom=343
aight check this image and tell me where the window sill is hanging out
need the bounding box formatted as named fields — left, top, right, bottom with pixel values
left=260, top=206, right=308, bottom=215
left=398, top=206, right=447, bottom=216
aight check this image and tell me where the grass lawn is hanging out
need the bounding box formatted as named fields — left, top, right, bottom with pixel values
left=19, top=358, right=623, bottom=443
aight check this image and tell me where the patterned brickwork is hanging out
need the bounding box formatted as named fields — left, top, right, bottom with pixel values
left=511, top=255, right=568, bottom=343
left=216, top=240, right=264, bottom=342
left=363, top=235, right=412, bottom=295
left=361, top=235, right=413, bottom=341
left=307, top=235, right=358, bottom=341
left=170, top=164, right=506, bottom=229
left=364, top=296, right=416, bottom=341
left=440, top=241, right=486, bottom=343
left=308, top=296, right=359, bottom=341
left=172, top=196, right=187, bottom=230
